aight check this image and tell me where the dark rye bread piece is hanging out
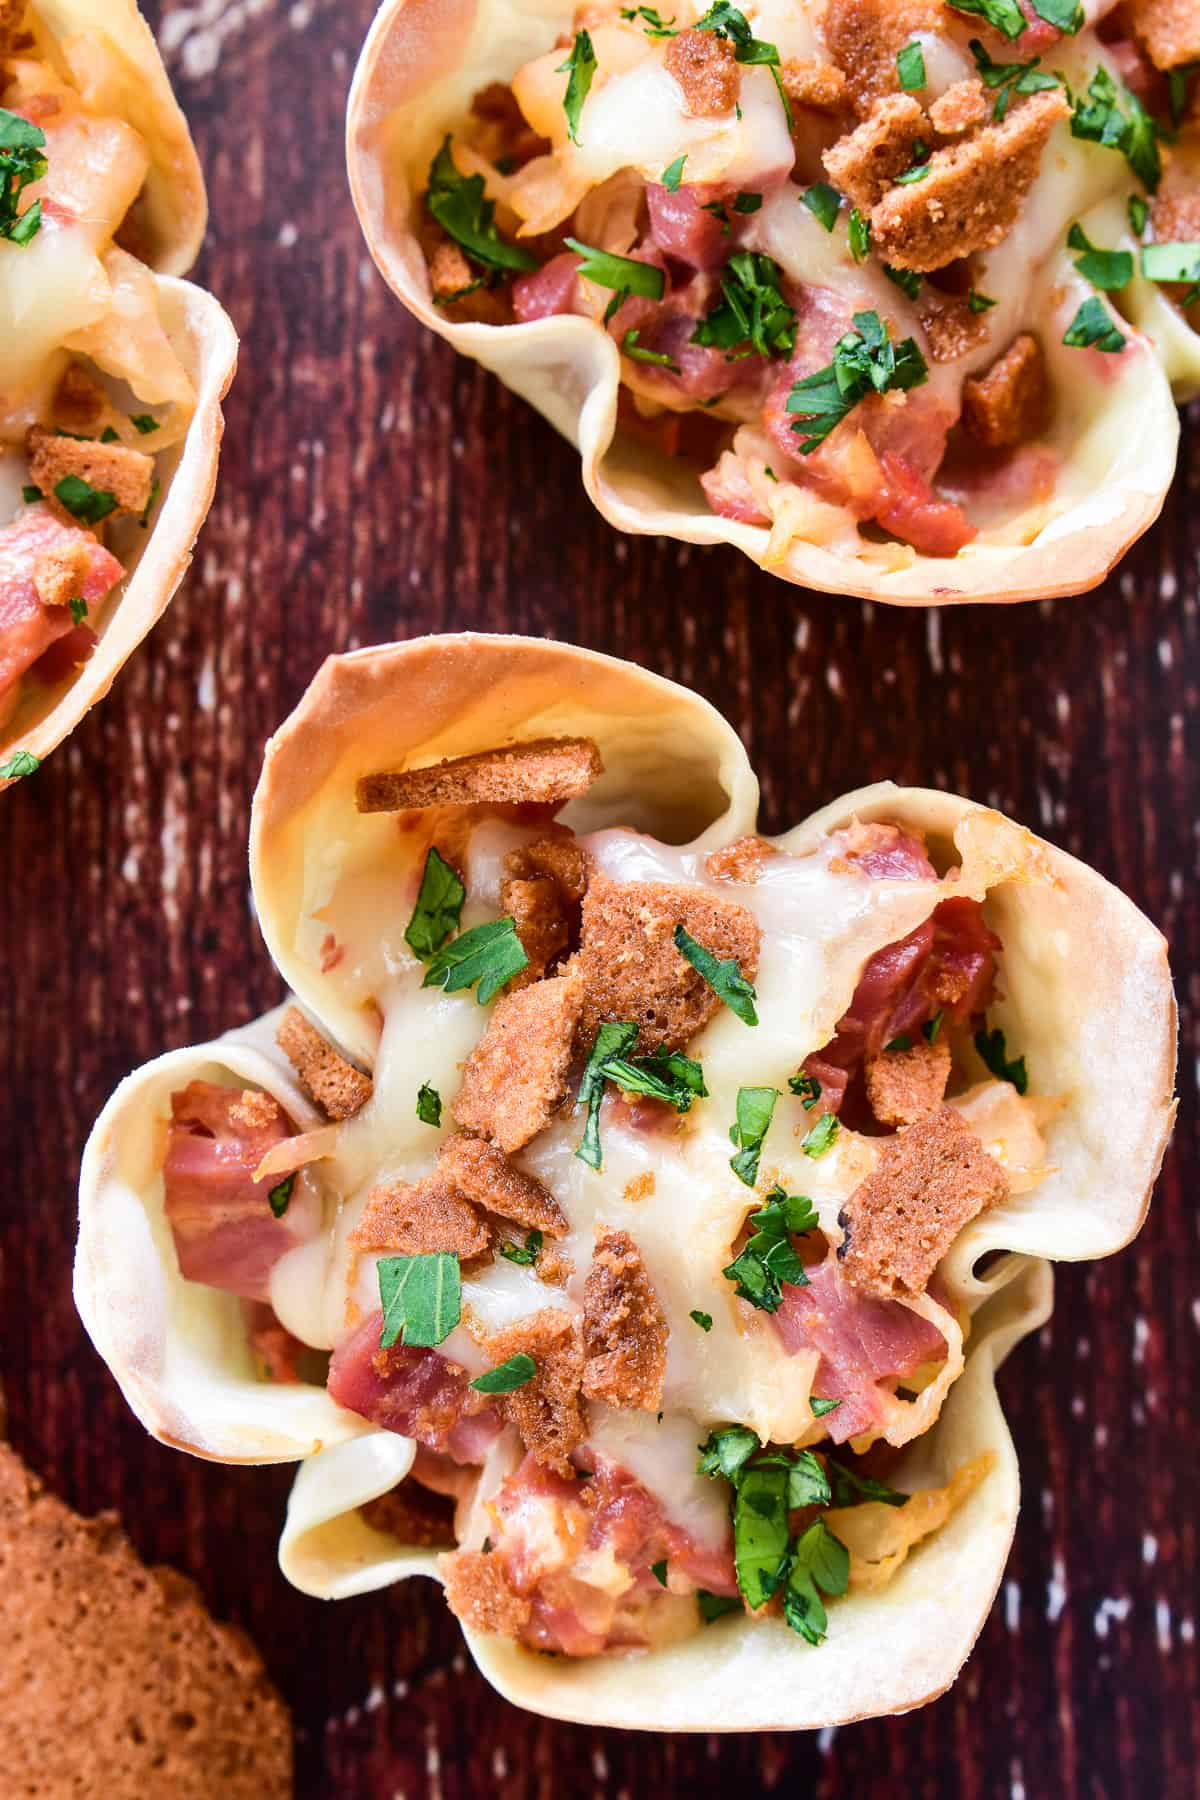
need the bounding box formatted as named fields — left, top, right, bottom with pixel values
left=0, top=1444, right=292, bottom=1798
left=356, top=736, right=602, bottom=813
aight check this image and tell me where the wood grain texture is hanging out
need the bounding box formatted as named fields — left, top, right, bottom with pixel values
left=0, top=2, right=1197, bottom=1794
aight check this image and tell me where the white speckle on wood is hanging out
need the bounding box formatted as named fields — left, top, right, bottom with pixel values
left=1094, top=1595, right=1131, bottom=1639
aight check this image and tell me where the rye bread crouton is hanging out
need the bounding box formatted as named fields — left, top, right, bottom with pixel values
left=350, top=1176, right=491, bottom=1261
left=916, top=287, right=991, bottom=363
left=822, top=92, right=928, bottom=211
left=573, top=876, right=760, bottom=1055
left=440, top=1548, right=532, bottom=1635
left=452, top=969, right=584, bottom=1152
left=478, top=1307, right=586, bottom=1473
left=361, top=1481, right=456, bottom=1547
left=821, top=0, right=942, bottom=113
left=664, top=27, right=740, bottom=117
left=962, top=333, right=1048, bottom=448
left=276, top=1005, right=373, bottom=1120
left=705, top=835, right=777, bottom=883
left=26, top=425, right=155, bottom=519
left=501, top=836, right=589, bottom=987
left=1152, top=140, right=1200, bottom=252
left=581, top=1229, right=668, bottom=1412
left=33, top=534, right=94, bottom=607
left=864, top=1036, right=952, bottom=1127
left=0, top=1444, right=293, bottom=1798
left=928, top=79, right=989, bottom=138
left=1127, top=0, right=1200, bottom=70
left=356, top=736, right=602, bottom=813
left=437, top=1132, right=568, bottom=1236
left=838, top=1106, right=1008, bottom=1300
left=781, top=58, right=847, bottom=111
left=870, top=89, right=1069, bottom=272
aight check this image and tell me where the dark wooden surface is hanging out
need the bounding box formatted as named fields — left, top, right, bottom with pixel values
left=1, top=2, right=1197, bottom=1794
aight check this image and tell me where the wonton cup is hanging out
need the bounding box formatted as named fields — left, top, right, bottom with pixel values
left=346, top=0, right=1190, bottom=606
left=0, top=1, right=237, bottom=779
left=76, top=634, right=1176, bottom=1729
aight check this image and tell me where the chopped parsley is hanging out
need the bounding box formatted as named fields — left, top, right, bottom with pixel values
left=947, top=0, right=1026, bottom=39
left=619, top=4, right=678, bottom=35
left=802, top=182, right=840, bottom=232
left=471, top=1352, right=536, bottom=1393
left=602, top=1045, right=707, bottom=1111
left=968, top=288, right=998, bottom=312
left=1141, top=241, right=1200, bottom=297
left=0, top=108, right=46, bottom=246
left=693, top=1, right=792, bottom=128
left=968, top=39, right=1060, bottom=122
left=575, top=1019, right=640, bottom=1169
left=556, top=30, right=597, bottom=145
left=728, top=1085, right=778, bottom=1187
left=1031, top=0, right=1083, bottom=30
left=723, top=1184, right=818, bottom=1311
left=661, top=153, right=687, bottom=191
left=1070, top=66, right=1161, bottom=194
left=101, top=426, right=120, bottom=444
left=885, top=1033, right=913, bottom=1052
left=622, top=328, right=680, bottom=371
left=1067, top=221, right=1133, bottom=291
left=697, top=1424, right=759, bottom=1480
left=415, top=1082, right=442, bottom=1127
left=0, top=749, right=39, bottom=780
left=378, top=1251, right=461, bottom=1348
left=139, top=478, right=160, bottom=529
left=268, top=1173, right=295, bottom=1218
left=801, top=1112, right=839, bottom=1159
left=565, top=235, right=665, bottom=321
left=895, top=151, right=932, bottom=185
left=673, top=922, right=758, bottom=1024
left=405, top=846, right=466, bottom=959
left=1128, top=193, right=1148, bottom=237
left=421, top=915, right=528, bottom=1003
left=690, top=1309, right=714, bottom=1331
left=788, top=1070, right=821, bottom=1110
left=651, top=1559, right=669, bottom=1585
left=21, top=484, right=41, bottom=503
left=499, top=1229, right=543, bottom=1267
left=897, top=41, right=926, bottom=91
left=848, top=207, right=870, bottom=261
left=974, top=1023, right=1028, bottom=1093
left=130, top=414, right=160, bottom=435
left=691, top=250, right=797, bottom=361
left=786, top=309, right=929, bottom=455
left=54, top=474, right=117, bottom=526
left=68, top=597, right=88, bottom=627
left=924, top=1010, right=944, bottom=1044
left=783, top=1519, right=850, bottom=1646
left=809, top=1395, right=842, bottom=1417
left=426, top=137, right=538, bottom=274
left=826, top=1458, right=909, bottom=1508
left=1168, top=65, right=1198, bottom=128
left=697, top=1590, right=742, bottom=1622
left=1062, top=294, right=1126, bottom=353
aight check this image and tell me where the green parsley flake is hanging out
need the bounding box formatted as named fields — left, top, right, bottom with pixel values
left=405, top=846, right=466, bottom=960
left=416, top=1082, right=442, bottom=1127
left=968, top=288, right=997, bottom=313
left=422, top=915, right=528, bottom=1004
left=827, top=1458, right=909, bottom=1508
left=556, top=30, right=597, bottom=145
left=651, top=1559, right=669, bottom=1586
left=697, top=1590, right=742, bottom=1622
left=974, top=1023, right=1029, bottom=1093
left=947, top=0, right=1026, bottom=41
left=690, top=1310, right=713, bottom=1331
left=787, top=309, right=928, bottom=454
left=661, top=153, right=687, bottom=191
left=801, top=1112, right=839, bottom=1159
left=68, top=597, right=88, bottom=627
left=673, top=922, right=758, bottom=1024
left=601, top=1045, right=707, bottom=1111
left=138, top=478, right=160, bottom=529
left=426, top=137, right=538, bottom=274
left=1062, top=295, right=1126, bottom=353
left=809, top=1395, right=842, bottom=1417
left=788, top=1070, right=821, bottom=1110
left=471, top=1352, right=536, bottom=1393
left=885, top=1034, right=913, bottom=1052
left=622, top=328, right=680, bottom=372
left=100, top=427, right=119, bottom=444
left=378, top=1252, right=461, bottom=1348
left=728, top=1085, right=778, bottom=1187
left=130, top=414, right=160, bottom=435
left=1142, top=241, right=1200, bottom=287
left=897, top=41, right=926, bottom=91
left=723, top=1184, right=818, bottom=1311
left=1070, top=66, right=1161, bottom=194
left=1031, top=0, right=1083, bottom=31
left=923, top=1009, right=944, bottom=1044
left=268, top=1173, right=295, bottom=1218
left=565, top=237, right=665, bottom=302
left=848, top=207, right=870, bottom=261
left=499, top=1229, right=543, bottom=1267
left=55, top=474, right=117, bottom=526
left=619, top=4, right=678, bottom=36
left=1067, top=222, right=1133, bottom=291
left=1128, top=194, right=1148, bottom=237
left=21, top=484, right=41, bottom=504
left=693, top=1, right=792, bottom=127
left=969, top=39, right=1061, bottom=121
left=697, top=1424, right=759, bottom=1480
left=0, top=749, right=39, bottom=781
left=691, top=250, right=797, bottom=361
left=575, top=1020, right=640, bottom=1169
left=0, top=107, right=47, bottom=246
left=783, top=1519, right=850, bottom=1646
left=802, top=182, right=840, bottom=232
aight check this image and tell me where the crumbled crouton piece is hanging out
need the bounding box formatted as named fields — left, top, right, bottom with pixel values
left=705, top=835, right=777, bottom=883
left=430, top=236, right=478, bottom=300
left=228, top=1089, right=283, bottom=1132
left=452, top=970, right=584, bottom=1152
left=437, top=1132, right=568, bottom=1236
left=781, top=58, right=847, bottom=111
left=479, top=1307, right=586, bottom=1474
left=1152, top=140, right=1200, bottom=249
left=581, top=1229, right=668, bottom=1412
left=26, top=425, right=154, bottom=518
left=505, top=835, right=591, bottom=901
left=917, top=286, right=991, bottom=363
left=440, top=1548, right=532, bottom=1635
left=531, top=1244, right=575, bottom=1285
left=573, top=877, right=760, bottom=1054
left=361, top=1482, right=455, bottom=1547
left=839, top=1106, right=1008, bottom=1299
left=357, top=736, right=602, bottom=813
left=822, top=0, right=942, bottom=113
left=962, top=333, right=1048, bottom=448
left=929, top=79, right=989, bottom=137
left=350, top=1177, right=490, bottom=1260
left=276, top=1005, right=373, bottom=1120
left=865, top=1036, right=952, bottom=1127
left=33, top=536, right=92, bottom=607
left=1127, top=0, right=1200, bottom=70
left=870, top=90, right=1068, bottom=272
left=664, top=27, right=740, bottom=117
left=501, top=835, right=590, bottom=986
left=822, top=93, right=928, bottom=212
left=51, top=364, right=110, bottom=436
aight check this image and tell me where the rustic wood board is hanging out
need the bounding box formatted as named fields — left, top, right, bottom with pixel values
left=1, top=2, right=1196, bottom=1794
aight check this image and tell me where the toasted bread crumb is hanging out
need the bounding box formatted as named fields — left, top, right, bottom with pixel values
left=781, top=58, right=847, bottom=111
left=704, top=835, right=777, bottom=883
left=430, top=237, right=478, bottom=299
left=479, top=1307, right=586, bottom=1474
left=356, top=736, right=602, bottom=813
left=26, top=425, right=154, bottom=518
left=624, top=1170, right=655, bottom=1203
left=351, top=1177, right=490, bottom=1260
left=452, top=970, right=584, bottom=1152
left=839, top=1106, right=1008, bottom=1299
left=582, top=1229, right=668, bottom=1412
left=664, top=27, right=740, bottom=117
left=276, top=1006, right=373, bottom=1120
left=864, top=1036, right=952, bottom=1126
left=440, top=1547, right=532, bottom=1634
left=227, top=1089, right=283, bottom=1131
left=917, top=286, right=991, bottom=363
left=1127, top=0, right=1200, bottom=70
left=822, top=0, right=942, bottom=113
left=437, top=1132, right=568, bottom=1235
left=361, top=1482, right=455, bottom=1547
left=33, top=536, right=93, bottom=607
left=0, top=1444, right=292, bottom=1797
left=962, top=333, right=1048, bottom=448
left=928, top=79, right=989, bottom=137
left=573, top=876, right=760, bottom=1054
left=822, top=92, right=927, bottom=211
left=501, top=835, right=590, bottom=987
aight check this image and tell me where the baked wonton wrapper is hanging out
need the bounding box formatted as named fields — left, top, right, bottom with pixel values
left=0, top=1, right=237, bottom=779
left=76, top=635, right=1176, bottom=1728
left=346, top=0, right=1195, bottom=605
